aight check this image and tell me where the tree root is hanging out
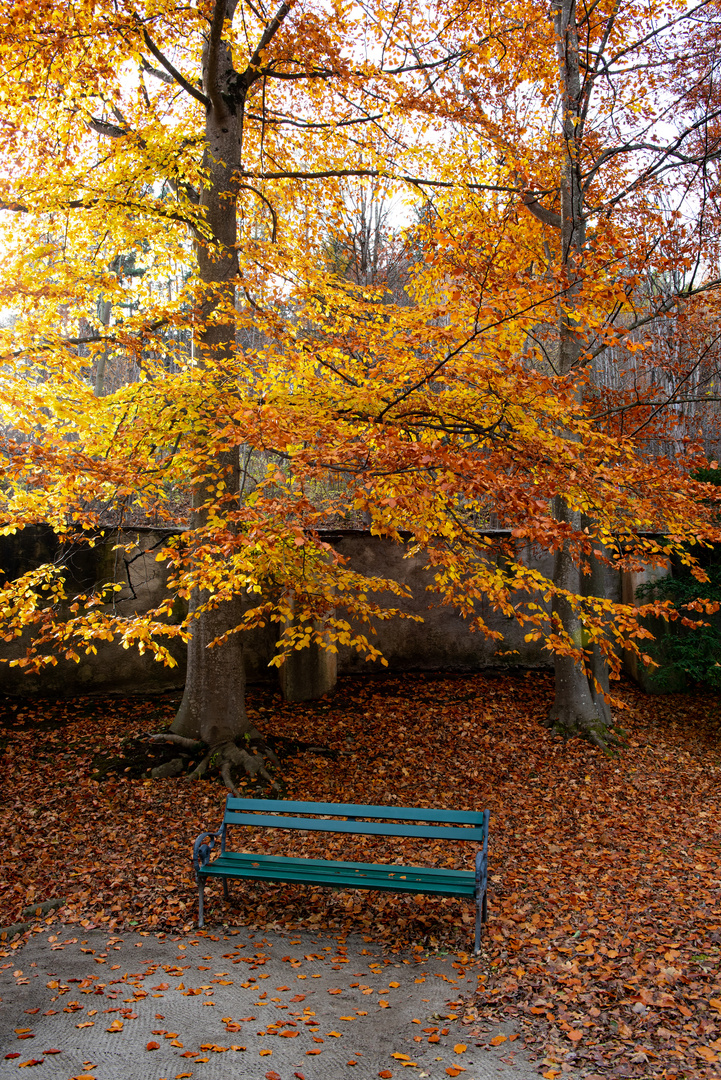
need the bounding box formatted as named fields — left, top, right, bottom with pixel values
left=213, top=739, right=281, bottom=794
left=544, top=711, right=626, bottom=751
left=148, top=733, right=204, bottom=751
left=187, top=749, right=213, bottom=781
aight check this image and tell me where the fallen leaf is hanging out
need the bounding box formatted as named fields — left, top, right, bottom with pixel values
left=146, top=1041, right=159, bottom=1051
left=260, top=1048, right=272, bottom=1056
left=454, top=1043, right=467, bottom=1053
left=489, top=1035, right=507, bottom=1046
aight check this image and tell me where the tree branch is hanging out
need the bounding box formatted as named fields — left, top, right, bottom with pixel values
left=140, top=56, right=174, bottom=85
left=519, top=188, right=562, bottom=228
left=142, top=29, right=210, bottom=108
left=248, top=1, right=291, bottom=70
left=206, top=0, right=231, bottom=117
left=239, top=166, right=519, bottom=193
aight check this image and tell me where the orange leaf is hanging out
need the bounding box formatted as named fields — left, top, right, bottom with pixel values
left=489, top=1035, right=507, bottom=1046
left=453, top=1043, right=467, bottom=1053
left=698, top=1047, right=719, bottom=1063
left=379, top=1073, right=393, bottom=1079
left=567, top=1030, right=583, bottom=1043
left=146, top=1041, right=160, bottom=1051
left=259, top=1048, right=272, bottom=1056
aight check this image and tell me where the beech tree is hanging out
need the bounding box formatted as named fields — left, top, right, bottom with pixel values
left=1, top=0, right=721, bottom=783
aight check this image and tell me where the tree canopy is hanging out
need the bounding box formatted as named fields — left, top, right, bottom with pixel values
left=1, top=0, right=721, bottom=769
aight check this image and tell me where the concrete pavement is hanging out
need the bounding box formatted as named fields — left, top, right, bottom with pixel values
left=0, top=927, right=540, bottom=1080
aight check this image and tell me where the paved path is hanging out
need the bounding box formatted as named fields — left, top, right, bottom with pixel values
left=0, top=927, right=539, bottom=1080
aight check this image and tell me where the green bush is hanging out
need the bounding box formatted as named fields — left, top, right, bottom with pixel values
left=636, top=565, right=721, bottom=690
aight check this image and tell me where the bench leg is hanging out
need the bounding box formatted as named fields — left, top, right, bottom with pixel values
left=198, top=879, right=205, bottom=929
left=474, top=890, right=487, bottom=955
left=222, top=877, right=229, bottom=900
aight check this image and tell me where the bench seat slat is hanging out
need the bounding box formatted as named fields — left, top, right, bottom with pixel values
left=223, top=811, right=484, bottom=842
left=225, top=797, right=485, bottom=825
left=199, top=853, right=476, bottom=897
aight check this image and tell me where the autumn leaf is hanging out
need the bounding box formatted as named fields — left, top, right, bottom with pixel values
left=453, top=1043, right=467, bottom=1053
left=489, top=1035, right=506, bottom=1046
left=146, top=1041, right=159, bottom=1051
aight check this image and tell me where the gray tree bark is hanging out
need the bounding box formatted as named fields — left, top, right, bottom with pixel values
left=167, top=0, right=285, bottom=789
left=544, top=0, right=613, bottom=743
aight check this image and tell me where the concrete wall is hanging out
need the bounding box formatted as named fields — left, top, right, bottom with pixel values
left=0, top=525, right=631, bottom=697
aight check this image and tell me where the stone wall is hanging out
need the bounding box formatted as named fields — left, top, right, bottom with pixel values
left=0, top=525, right=636, bottom=697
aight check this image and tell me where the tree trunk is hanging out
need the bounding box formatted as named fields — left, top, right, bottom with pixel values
left=546, top=502, right=610, bottom=745
left=547, top=0, right=613, bottom=743
left=167, top=1, right=279, bottom=790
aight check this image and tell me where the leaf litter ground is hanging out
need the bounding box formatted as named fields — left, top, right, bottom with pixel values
left=0, top=671, right=719, bottom=1079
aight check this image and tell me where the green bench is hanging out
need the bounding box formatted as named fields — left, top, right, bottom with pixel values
left=192, top=797, right=489, bottom=953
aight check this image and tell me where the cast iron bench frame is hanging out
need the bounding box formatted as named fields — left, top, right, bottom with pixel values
left=192, top=797, right=489, bottom=953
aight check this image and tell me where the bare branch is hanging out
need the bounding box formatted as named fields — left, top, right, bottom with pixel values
left=87, top=117, right=127, bottom=139
left=240, top=166, right=519, bottom=193
left=237, top=181, right=278, bottom=240
left=140, top=56, right=174, bottom=85
left=519, top=188, right=562, bottom=228
left=142, top=29, right=210, bottom=108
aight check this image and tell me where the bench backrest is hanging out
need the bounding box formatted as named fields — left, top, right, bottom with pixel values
left=222, top=797, right=488, bottom=846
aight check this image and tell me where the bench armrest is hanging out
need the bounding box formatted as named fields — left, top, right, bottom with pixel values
left=192, top=824, right=225, bottom=882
